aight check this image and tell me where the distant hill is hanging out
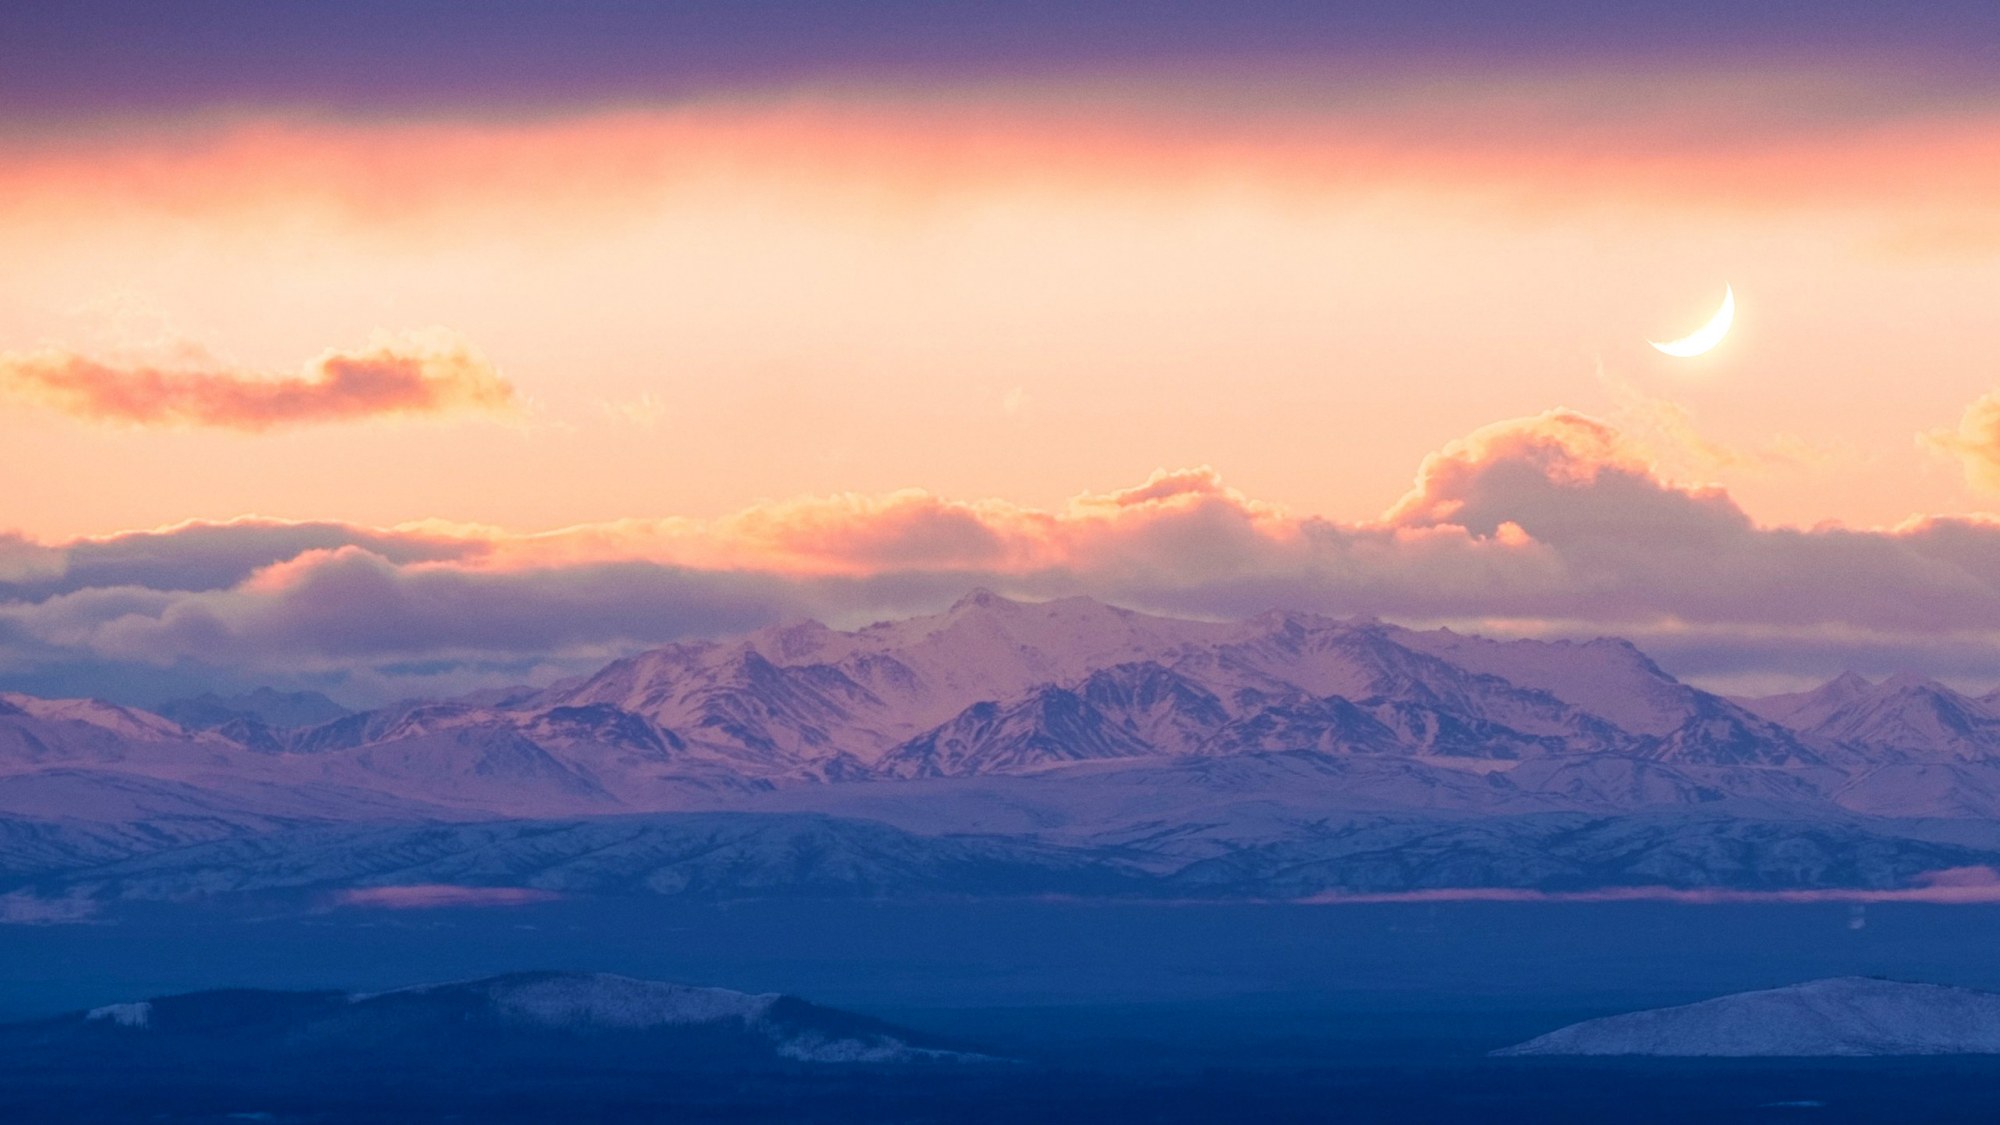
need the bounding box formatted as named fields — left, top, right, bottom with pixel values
left=154, top=687, right=352, bottom=731
left=1496, top=977, right=2000, bottom=1056
left=0, top=971, right=993, bottom=1070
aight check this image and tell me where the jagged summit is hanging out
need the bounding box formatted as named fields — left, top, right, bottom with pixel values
left=947, top=587, right=1019, bottom=614
left=1742, top=670, right=1877, bottom=725
left=1748, top=671, right=2000, bottom=761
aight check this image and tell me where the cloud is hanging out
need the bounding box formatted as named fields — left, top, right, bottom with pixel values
left=18, top=547, right=806, bottom=668
left=1925, top=389, right=2000, bottom=492
left=1373, top=410, right=2000, bottom=636
left=0, top=534, right=65, bottom=585
left=333, top=885, right=561, bottom=909
left=0, top=518, right=484, bottom=602
left=0, top=330, right=514, bottom=431
left=1596, top=362, right=1831, bottom=477
left=11, top=410, right=2000, bottom=702
left=5, top=4, right=1997, bottom=127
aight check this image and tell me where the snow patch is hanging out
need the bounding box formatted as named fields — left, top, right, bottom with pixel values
left=775, top=1033, right=983, bottom=1064
left=86, top=1001, right=152, bottom=1029
left=372, top=973, right=780, bottom=1030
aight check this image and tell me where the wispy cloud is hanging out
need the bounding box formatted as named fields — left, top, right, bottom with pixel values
left=0, top=892, right=99, bottom=924
left=1595, top=360, right=1833, bottom=477
left=0, top=330, right=514, bottom=431
left=333, top=884, right=561, bottom=909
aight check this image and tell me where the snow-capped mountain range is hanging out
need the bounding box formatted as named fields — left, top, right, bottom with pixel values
left=10, top=593, right=2000, bottom=901
left=1, top=591, right=1986, bottom=805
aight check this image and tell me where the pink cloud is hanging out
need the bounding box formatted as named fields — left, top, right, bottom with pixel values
left=0, top=331, right=513, bottom=431
left=13, top=410, right=2000, bottom=698
left=334, top=884, right=561, bottom=909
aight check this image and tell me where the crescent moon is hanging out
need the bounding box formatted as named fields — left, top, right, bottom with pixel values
left=1650, top=285, right=1735, bottom=358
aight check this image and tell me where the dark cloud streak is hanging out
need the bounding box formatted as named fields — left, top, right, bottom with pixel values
left=0, top=521, right=484, bottom=603
left=2, top=0, right=1996, bottom=123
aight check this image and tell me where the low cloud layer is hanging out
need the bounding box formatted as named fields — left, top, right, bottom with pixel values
left=0, top=332, right=513, bottom=431
left=1301, top=866, right=2000, bottom=905
left=8, top=408, right=2000, bottom=704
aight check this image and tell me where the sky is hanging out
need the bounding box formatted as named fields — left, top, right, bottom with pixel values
left=4, top=1, right=2000, bottom=705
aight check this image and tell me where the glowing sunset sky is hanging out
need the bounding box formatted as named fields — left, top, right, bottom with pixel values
left=4, top=1, right=2000, bottom=703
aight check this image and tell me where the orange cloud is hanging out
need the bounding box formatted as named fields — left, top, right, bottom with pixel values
left=482, top=467, right=1297, bottom=577
left=1386, top=409, right=1652, bottom=529
left=0, top=331, right=513, bottom=431
left=1925, top=389, right=2000, bottom=492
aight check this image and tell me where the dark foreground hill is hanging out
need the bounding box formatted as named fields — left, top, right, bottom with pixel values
left=0, top=970, right=994, bottom=1073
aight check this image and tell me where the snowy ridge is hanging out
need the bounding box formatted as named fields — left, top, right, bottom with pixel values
left=1752, top=673, right=2000, bottom=761
left=528, top=595, right=1825, bottom=781
left=28, top=803, right=2000, bottom=904
left=9, top=596, right=2000, bottom=877
left=0, top=694, right=190, bottom=742
left=84, top=1002, right=151, bottom=1029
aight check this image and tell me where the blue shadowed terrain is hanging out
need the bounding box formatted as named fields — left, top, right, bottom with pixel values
left=10, top=899, right=2000, bottom=1119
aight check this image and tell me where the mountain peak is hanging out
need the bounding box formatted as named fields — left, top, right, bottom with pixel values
left=1881, top=670, right=1949, bottom=694
left=1796, top=671, right=2000, bottom=760
left=155, top=687, right=352, bottom=731
left=948, top=588, right=1022, bottom=614
left=1737, top=670, right=1879, bottom=727
left=748, top=618, right=841, bottom=663
left=1247, top=607, right=1371, bottom=628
